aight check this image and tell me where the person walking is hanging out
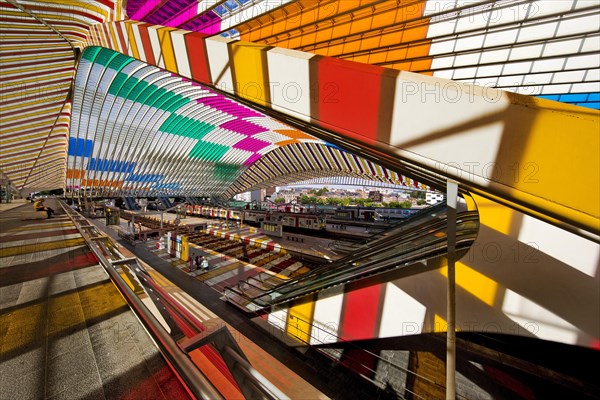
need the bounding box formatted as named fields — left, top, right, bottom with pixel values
left=33, top=198, right=55, bottom=218
left=195, top=254, right=201, bottom=270
left=201, top=256, right=209, bottom=271
left=188, top=256, right=195, bottom=272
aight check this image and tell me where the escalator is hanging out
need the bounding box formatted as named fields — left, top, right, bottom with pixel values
left=123, top=196, right=140, bottom=210
left=159, top=196, right=174, bottom=209
left=330, top=202, right=448, bottom=253
left=224, top=207, right=479, bottom=312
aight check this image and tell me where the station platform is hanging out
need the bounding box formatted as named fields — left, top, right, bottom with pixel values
left=0, top=199, right=189, bottom=399
left=123, top=210, right=347, bottom=262
left=110, top=212, right=351, bottom=303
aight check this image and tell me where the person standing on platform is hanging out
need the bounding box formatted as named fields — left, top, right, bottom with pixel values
left=195, top=254, right=201, bottom=270
left=188, top=255, right=195, bottom=272
left=201, top=256, right=209, bottom=271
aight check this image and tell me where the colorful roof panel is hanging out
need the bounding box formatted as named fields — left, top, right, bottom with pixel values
left=0, top=0, right=122, bottom=192
left=225, top=142, right=427, bottom=198
left=68, top=46, right=330, bottom=196
left=126, top=0, right=293, bottom=35
left=69, top=45, right=429, bottom=198
left=1, top=2, right=75, bottom=191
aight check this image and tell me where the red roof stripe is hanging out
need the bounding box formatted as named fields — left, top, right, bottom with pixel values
left=115, top=22, right=129, bottom=56
left=315, top=57, right=382, bottom=143
left=137, top=24, right=156, bottom=65
left=184, top=32, right=211, bottom=84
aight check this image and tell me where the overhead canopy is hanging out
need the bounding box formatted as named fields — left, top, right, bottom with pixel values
left=125, top=0, right=600, bottom=108
left=0, top=1, right=597, bottom=235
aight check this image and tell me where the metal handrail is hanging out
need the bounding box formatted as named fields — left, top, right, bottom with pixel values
left=252, top=230, right=478, bottom=307
left=223, top=211, right=479, bottom=313
left=223, top=345, right=290, bottom=400
left=58, top=200, right=286, bottom=400
left=58, top=201, right=224, bottom=399
left=227, top=211, right=478, bottom=304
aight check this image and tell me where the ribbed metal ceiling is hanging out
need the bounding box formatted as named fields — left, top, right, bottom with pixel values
left=70, top=46, right=421, bottom=198
left=233, top=0, right=600, bottom=108
left=69, top=46, right=321, bottom=197
left=0, top=0, right=122, bottom=193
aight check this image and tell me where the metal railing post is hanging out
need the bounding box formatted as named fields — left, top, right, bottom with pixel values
left=446, top=180, right=458, bottom=400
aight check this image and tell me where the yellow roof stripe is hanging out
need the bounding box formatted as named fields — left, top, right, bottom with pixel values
left=108, top=22, right=120, bottom=53
left=0, top=119, right=59, bottom=136
left=126, top=22, right=140, bottom=59
left=0, top=61, right=73, bottom=76
left=158, top=27, right=178, bottom=73
left=0, top=72, right=73, bottom=88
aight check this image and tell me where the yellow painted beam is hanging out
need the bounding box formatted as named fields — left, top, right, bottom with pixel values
left=287, top=301, right=314, bottom=344
left=440, top=263, right=498, bottom=307
left=158, top=27, right=178, bottom=72
left=230, top=41, right=271, bottom=107
left=126, top=22, right=140, bottom=59
left=433, top=314, right=447, bottom=332
left=508, top=98, right=599, bottom=227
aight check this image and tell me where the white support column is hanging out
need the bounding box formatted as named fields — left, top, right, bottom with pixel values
left=446, top=180, right=458, bottom=400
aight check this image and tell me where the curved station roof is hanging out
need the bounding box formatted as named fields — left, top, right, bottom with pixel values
left=1, top=0, right=598, bottom=217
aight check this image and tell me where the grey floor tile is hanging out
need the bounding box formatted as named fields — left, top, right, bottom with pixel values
left=46, top=340, right=103, bottom=400
left=17, top=279, right=49, bottom=305
left=47, top=272, right=77, bottom=297
left=0, top=284, right=22, bottom=311
left=0, top=349, right=46, bottom=400
left=73, top=266, right=109, bottom=288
